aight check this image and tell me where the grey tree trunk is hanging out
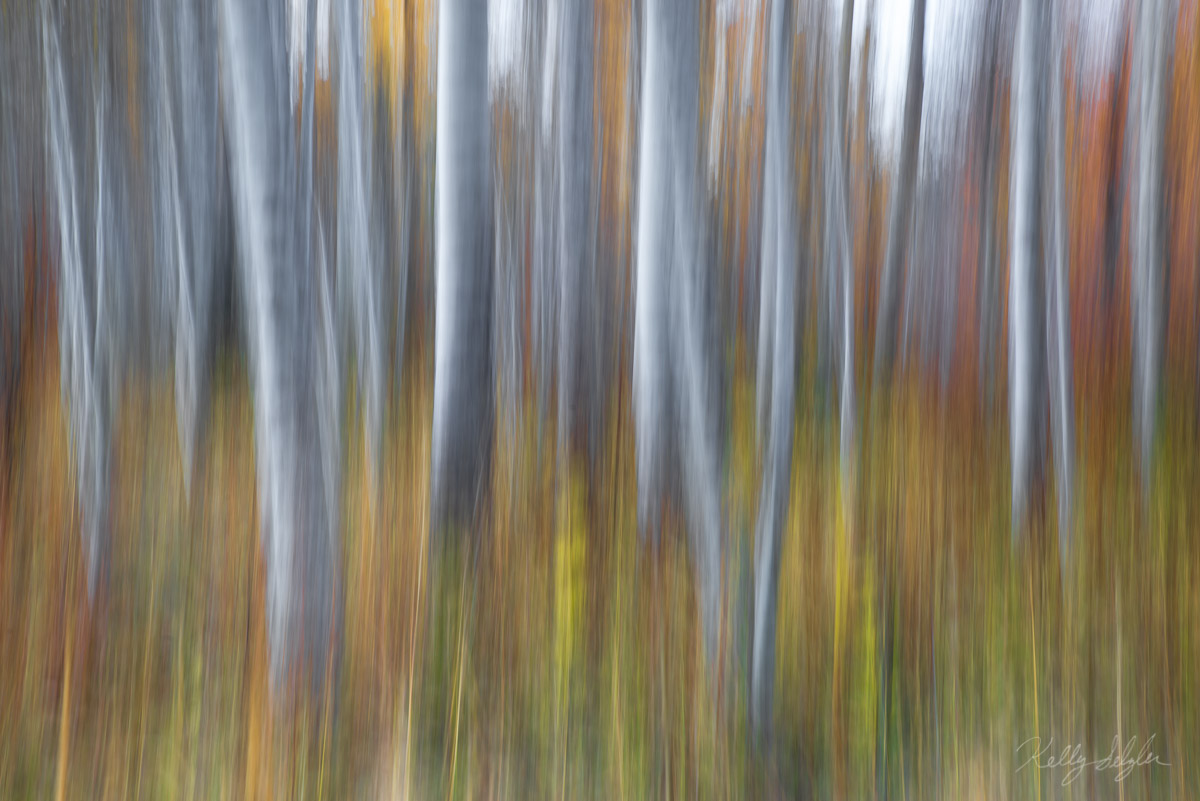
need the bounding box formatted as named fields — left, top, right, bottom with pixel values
left=1131, top=0, right=1172, bottom=494
left=337, top=0, right=387, bottom=494
left=42, top=0, right=148, bottom=595
left=754, top=143, right=778, bottom=443
left=873, top=3, right=927, bottom=792
left=873, top=0, right=927, bottom=387
left=634, top=0, right=670, bottom=536
left=373, top=76, right=402, bottom=407
left=0, top=16, right=19, bottom=414
left=431, top=0, right=493, bottom=534
left=43, top=1, right=113, bottom=596
left=528, top=0, right=556, bottom=433
left=394, top=0, right=418, bottom=398
left=838, top=0, right=856, bottom=145
left=834, top=0, right=857, bottom=499
left=1007, top=0, right=1046, bottom=536
left=0, top=41, right=13, bottom=419
left=1045, top=4, right=1075, bottom=556
left=1102, top=20, right=1129, bottom=318
left=556, top=0, right=597, bottom=470
left=169, top=0, right=226, bottom=495
left=634, top=0, right=724, bottom=674
left=974, top=0, right=1000, bottom=413
left=749, top=0, right=798, bottom=740
left=220, top=0, right=339, bottom=694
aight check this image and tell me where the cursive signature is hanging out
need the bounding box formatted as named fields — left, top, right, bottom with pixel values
left=1016, top=735, right=1170, bottom=786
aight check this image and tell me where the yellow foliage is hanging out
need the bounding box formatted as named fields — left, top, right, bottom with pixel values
left=554, top=465, right=588, bottom=709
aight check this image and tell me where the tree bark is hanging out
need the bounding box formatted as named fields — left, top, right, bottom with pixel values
left=975, top=0, right=1000, bottom=413
left=337, top=0, right=387, bottom=495
left=556, top=0, right=596, bottom=469
left=172, top=0, right=226, bottom=495
left=634, top=0, right=723, bottom=674
left=1045, top=3, right=1075, bottom=556
left=220, top=0, right=338, bottom=694
left=431, top=0, right=493, bottom=535
left=1131, top=0, right=1171, bottom=494
left=1007, top=0, right=1046, bottom=536
left=873, top=0, right=926, bottom=387
left=750, top=0, right=798, bottom=741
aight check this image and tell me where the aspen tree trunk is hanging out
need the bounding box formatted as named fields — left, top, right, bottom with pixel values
left=431, top=0, right=493, bottom=534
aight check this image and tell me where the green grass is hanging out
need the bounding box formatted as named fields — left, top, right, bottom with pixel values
left=1, top=342, right=1197, bottom=799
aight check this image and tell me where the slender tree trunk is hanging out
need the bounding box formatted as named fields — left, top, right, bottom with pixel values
left=43, top=1, right=116, bottom=598
left=220, top=0, right=337, bottom=694
left=173, top=0, right=224, bottom=495
left=338, top=0, right=387, bottom=494
left=1008, top=0, right=1047, bottom=536
left=975, top=0, right=1000, bottom=412
left=873, top=0, right=926, bottom=388
left=431, top=0, right=493, bottom=534
left=372, top=77, right=400, bottom=402
left=0, top=14, right=20, bottom=408
left=835, top=0, right=857, bottom=496
left=633, top=0, right=671, bottom=539
left=873, top=2, right=926, bottom=795
left=395, top=0, right=417, bottom=395
left=977, top=102, right=998, bottom=411
left=556, top=0, right=596, bottom=469
left=634, top=0, right=723, bottom=675
left=1045, top=6, right=1075, bottom=557
left=1131, top=0, right=1171, bottom=494
left=838, top=0, right=856, bottom=147
left=873, top=0, right=926, bottom=387
left=1102, top=21, right=1129, bottom=321
left=750, top=0, right=797, bottom=741
left=755, top=127, right=779, bottom=444
left=668, top=0, right=723, bottom=682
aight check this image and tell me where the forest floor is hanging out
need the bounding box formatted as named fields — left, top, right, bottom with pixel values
left=1, top=325, right=1197, bottom=799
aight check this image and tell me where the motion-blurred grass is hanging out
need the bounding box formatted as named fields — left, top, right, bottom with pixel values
left=1, top=313, right=1197, bottom=800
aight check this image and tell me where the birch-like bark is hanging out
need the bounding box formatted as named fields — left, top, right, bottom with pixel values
left=750, top=0, right=798, bottom=740
left=975, top=0, right=1000, bottom=412
left=43, top=2, right=111, bottom=596
left=431, top=0, right=493, bottom=534
left=1131, top=0, right=1171, bottom=494
left=635, top=0, right=724, bottom=674
left=220, top=0, right=338, bottom=693
left=337, top=0, right=387, bottom=495
left=1007, top=0, right=1046, bottom=535
left=1045, top=3, right=1075, bottom=556
left=171, top=0, right=225, bottom=494
left=873, top=0, right=926, bottom=387
left=834, top=0, right=857, bottom=496
left=556, top=0, right=596, bottom=469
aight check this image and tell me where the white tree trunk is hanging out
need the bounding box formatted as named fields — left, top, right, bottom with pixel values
left=1131, top=0, right=1171, bottom=493
left=749, top=0, right=798, bottom=739
left=873, top=0, right=926, bottom=386
left=337, top=0, right=387, bottom=495
left=43, top=3, right=112, bottom=596
left=975, top=0, right=1000, bottom=413
left=634, top=0, right=723, bottom=673
left=431, top=0, right=493, bottom=533
left=1045, top=6, right=1075, bottom=556
left=633, top=0, right=671, bottom=537
left=556, top=0, right=596, bottom=468
left=171, top=0, right=225, bottom=495
left=1007, top=0, right=1045, bottom=535
left=220, top=0, right=338, bottom=693
left=834, top=0, right=857, bottom=500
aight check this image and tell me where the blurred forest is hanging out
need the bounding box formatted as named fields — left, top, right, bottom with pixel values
left=1, top=0, right=1199, bottom=798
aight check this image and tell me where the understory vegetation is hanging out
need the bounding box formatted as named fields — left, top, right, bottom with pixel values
left=2, top=298, right=1196, bottom=799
